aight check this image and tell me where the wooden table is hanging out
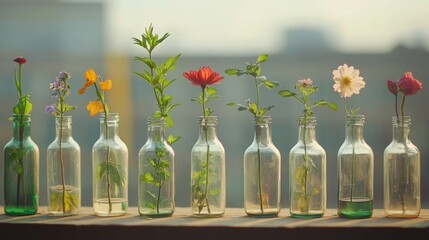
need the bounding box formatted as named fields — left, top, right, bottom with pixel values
left=1, top=207, right=428, bottom=240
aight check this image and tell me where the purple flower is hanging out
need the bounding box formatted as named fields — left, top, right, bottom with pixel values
left=45, top=104, right=57, bottom=114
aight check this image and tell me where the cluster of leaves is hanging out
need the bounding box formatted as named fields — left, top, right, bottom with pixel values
left=192, top=156, right=220, bottom=213
left=191, top=87, right=219, bottom=117
left=140, top=147, right=171, bottom=211
left=132, top=24, right=181, bottom=146
left=97, top=159, right=126, bottom=191
left=278, top=81, right=338, bottom=120
left=225, top=54, right=279, bottom=117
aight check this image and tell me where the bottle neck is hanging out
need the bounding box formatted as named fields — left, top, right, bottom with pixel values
left=198, top=116, right=218, bottom=143
left=253, top=116, right=272, bottom=145
left=344, top=115, right=365, bottom=142
left=147, top=117, right=166, bottom=142
left=392, top=116, right=411, bottom=143
left=12, top=114, right=31, bottom=140
left=99, top=113, right=119, bottom=139
left=55, top=115, right=73, bottom=141
left=298, top=116, right=316, bottom=143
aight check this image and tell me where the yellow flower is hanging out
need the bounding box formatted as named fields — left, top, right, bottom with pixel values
left=79, top=68, right=98, bottom=94
left=332, top=64, right=365, bottom=98
left=99, top=79, right=112, bottom=90
left=87, top=100, right=104, bottom=117
left=85, top=68, right=97, bottom=83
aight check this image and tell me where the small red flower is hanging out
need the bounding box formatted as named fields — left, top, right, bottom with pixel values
left=13, top=56, right=27, bottom=65
left=397, top=72, right=422, bottom=96
left=386, top=80, right=398, bottom=95
left=183, top=66, right=224, bottom=88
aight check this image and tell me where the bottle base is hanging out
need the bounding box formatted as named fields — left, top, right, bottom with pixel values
left=290, top=211, right=324, bottom=219
left=338, top=198, right=373, bottom=219
left=245, top=208, right=279, bottom=218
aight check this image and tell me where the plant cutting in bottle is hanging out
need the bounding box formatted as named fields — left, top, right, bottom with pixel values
left=133, top=24, right=181, bottom=214
left=279, top=78, right=337, bottom=213
left=332, top=63, right=365, bottom=203
left=386, top=71, right=423, bottom=214
left=79, top=68, right=124, bottom=213
left=183, top=66, right=224, bottom=214
left=10, top=56, right=32, bottom=206
left=45, top=71, right=77, bottom=213
left=225, top=54, right=279, bottom=214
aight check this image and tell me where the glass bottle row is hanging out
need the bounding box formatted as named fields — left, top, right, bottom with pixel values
left=2, top=113, right=420, bottom=219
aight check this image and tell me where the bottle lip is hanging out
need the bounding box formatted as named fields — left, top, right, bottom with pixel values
left=254, top=115, right=272, bottom=124
left=100, top=112, right=119, bottom=121
left=199, top=115, right=218, bottom=125
left=55, top=115, right=72, bottom=123
left=392, top=115, right=411, bottom=124
left=147, top=116, right=165, bottom=125
left=298, top=116, right=316, bottom=125
left=345, top=114, right=365, bottom=124
left=12, top=114, right=31, bottom=121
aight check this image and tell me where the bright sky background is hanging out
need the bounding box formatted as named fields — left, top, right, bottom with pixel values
left=103, top=0, right=429, bottom=55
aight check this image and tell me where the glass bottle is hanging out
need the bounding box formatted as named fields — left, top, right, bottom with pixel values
left=289, top=116, right=326, bottom=218
left=191, top=116, right=226, bottom=217
left=46, top=115, right=81, bottom=216
left=3, top=114, right=39, bottom=216
left=138, top=117, right=175, bottom=217
left=384, top=116, right=420, bottom=218
left=244, top=116, right=281, bottom=217
left=337, top=115, right=374, bottom=219
left=92, top=113, right=128, bottom=217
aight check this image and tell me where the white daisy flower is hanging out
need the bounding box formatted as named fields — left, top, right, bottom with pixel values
left=332, top=64, right=365, bottom=98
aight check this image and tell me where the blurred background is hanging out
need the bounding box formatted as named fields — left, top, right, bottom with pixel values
left=1, top=0, right=428, bottom=210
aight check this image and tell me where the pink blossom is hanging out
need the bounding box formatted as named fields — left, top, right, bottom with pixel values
left=386, top=80, right=398, bottom=95
left=397, top=72, right=422, bottom=96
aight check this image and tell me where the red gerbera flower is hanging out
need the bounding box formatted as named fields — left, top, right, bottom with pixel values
left=183, top=66, right=224, bottom=88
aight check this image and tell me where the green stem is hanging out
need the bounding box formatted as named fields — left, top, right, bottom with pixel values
left=350, top=125, right=356, bottom=202
left=59, top=112, right=66, bottom=213
left=201, top=87, right=211, bottom=213
left=95, top=83, right=112, bottom=213
left=400, top=94, right=406, bottom=118
left=302, top=118, right=309, bottom=213
left=256, top=133, right=264, bottom=214
left=156, top=157, right=162, bottom=214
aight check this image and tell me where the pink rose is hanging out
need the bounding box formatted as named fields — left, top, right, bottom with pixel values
left=397, top=72, right=422, bottom=96
left=386, top=80, right=398, bottom=95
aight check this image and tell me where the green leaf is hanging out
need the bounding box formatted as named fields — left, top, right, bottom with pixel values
left=164, top=54, right=181, bottom=71
left=278, top=90, right=296, bottom=97
left=225, top=68, right=239, bottom=75
left=134, top=56, right=157, bottom=69
left=226, top=102, right=237, bottom=106
left=256, top=54, right=268, bottom=64
left=262, top=80, right=279, bottom=89
left=327, top=101, right=338, bottom=111
left=167, top=134, right=182, bottom=145
left=13, top=95, right=32, bottom=115
left=142, top=172, right=158, bottom=185
left=249, top=103, right=257, bottom=114
left=237, top=106, right=248, bottom=111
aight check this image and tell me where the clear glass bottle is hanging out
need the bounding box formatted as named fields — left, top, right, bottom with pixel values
left=337, top=115, right=374, bottom=219
left=384, top=116, right=420, bottom=218
left=244, top=116, right=281, bottom=217
left=3, top=114, right=39, bottom=216
left=191, top=116, right=225, bottom=217
left=92, top=113, right=128, bottom=217
left=47, top=115, right=81, bottom=216
left=138, top=117, right=175, bottom=217
left=289, top=116, right=326, bottom=218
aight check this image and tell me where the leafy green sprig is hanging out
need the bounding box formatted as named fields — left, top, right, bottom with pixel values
left=225, top=54, right=279, bottom=117
left=132, top=24, right=181, bottom=145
